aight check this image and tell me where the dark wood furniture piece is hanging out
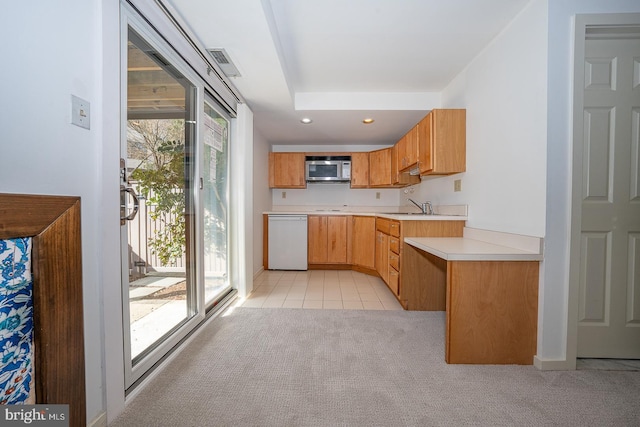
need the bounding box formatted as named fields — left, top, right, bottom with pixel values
left=0, top=193, right=86, bottom=426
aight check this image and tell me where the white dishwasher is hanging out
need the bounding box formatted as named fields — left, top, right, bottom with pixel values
left=268, top=214, right=308, bottom=270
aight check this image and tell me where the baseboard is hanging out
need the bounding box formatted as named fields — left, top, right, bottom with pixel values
left=253, top=267, right=264, bottom=280
left=88, top=411, right=107, bottom=427
left=533, top=355, right=576, bottom=371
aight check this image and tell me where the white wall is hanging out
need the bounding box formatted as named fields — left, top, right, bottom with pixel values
left=253, top=129, right=272, bottom=277
left=102, top=0, right=126, bottom=422
left=411, top=0, right=548, bottom=238
left=540, top=0, right=640, bottom=366
left=0, top=1, right=110, bottom=424
left=232, top=104, right=255, bottom=298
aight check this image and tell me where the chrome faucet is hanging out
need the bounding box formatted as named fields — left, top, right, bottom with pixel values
left=408, top=198, right=433, bottom=215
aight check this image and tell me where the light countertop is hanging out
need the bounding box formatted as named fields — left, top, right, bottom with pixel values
left=264, top=211, right=467, bottom=221
left=263, top=205, right=468, bottom=221
left=404, top=237, right=543, bottom=261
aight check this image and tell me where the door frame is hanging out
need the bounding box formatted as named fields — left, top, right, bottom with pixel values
left=120, top=3, right=206, bottom=389
left=567, top=13, right=640, bottom=367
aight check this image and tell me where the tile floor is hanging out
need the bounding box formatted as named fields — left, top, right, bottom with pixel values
left=240, top=269, right=404, bottom=310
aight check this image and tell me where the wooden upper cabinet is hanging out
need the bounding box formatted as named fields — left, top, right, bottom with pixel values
left=391, top=144, right=419, bottom=186
left=418, top=109, right=466, bottom=175
left=369, top=146, right=419, bottom=187
left=396, top=126, right=419, bottom=172
left=369, top=147, right=392, bottom=187
left=269, top=152, right=306, bottom=188
left=350, top=152, right=370, bottom=188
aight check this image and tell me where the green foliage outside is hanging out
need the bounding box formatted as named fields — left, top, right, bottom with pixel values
left=129, top=120, right=187, bottom=266
left=127, top=117, right=229, bottom=269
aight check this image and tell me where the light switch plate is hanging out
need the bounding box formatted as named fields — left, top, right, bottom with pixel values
left=454, top=179, right=462, bottom=192
left=71, top=95, right=90, bottom=130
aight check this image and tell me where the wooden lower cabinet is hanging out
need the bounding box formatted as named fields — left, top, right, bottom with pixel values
left=375, top=230, right=389, bottom=283
left=308, top=215, right=348, bottom=264
left=388, top=268, right=399, bottom=295
left=388, top=240, right=400, bottom=297
left=351, top=216, right=376, bottom=269
left=376, top=218, right=464, bottom=300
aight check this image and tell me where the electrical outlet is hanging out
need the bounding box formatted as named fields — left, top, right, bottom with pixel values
left=454, top=179, right=462, bottom=192
left=376, top=192, right=380, bottom=199
left=282, top=191, right=286, bottom=199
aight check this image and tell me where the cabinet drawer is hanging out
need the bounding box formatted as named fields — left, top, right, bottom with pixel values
left=389, top=221, right=400, bottom=237
left=389, top=237, right=400, bottom=254
left=389, top=253, right=399, bottom=271
left=388, top=268, right=399, bottom=295
left=376, top=218, right=390, bottom=234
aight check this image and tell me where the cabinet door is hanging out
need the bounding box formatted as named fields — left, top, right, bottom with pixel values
left=391, top=145, right=420, bottom=186
left=327, top=216, right=348, bottom=263
left=369, top=147, right=392, bottom=187
left=308, top=215, right=328, bottom=263
left=404, top=126, right=419, bottom=170
left=397, top=126, right=418, bottom=172
left=396, top=133, right=408, bottom=171
left=417, top=113, right=434, bottom=173
left=352, top=216, right=376, bottom=269
left=375, top=231, right=389, bottom=284
left=418, top=109, right=466, bottom=175
left=388, top=268, right=399, bottom=296
left=350, top=152, right=370, bottom=188
left=269, top=152, right=306, bottom=188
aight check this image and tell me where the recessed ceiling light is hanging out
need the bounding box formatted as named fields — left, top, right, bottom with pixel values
left=300, top=117, right=313, bottom=124
left=362, top=118, right=374, bottom=124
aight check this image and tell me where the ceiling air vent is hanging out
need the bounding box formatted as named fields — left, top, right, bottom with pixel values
left=207, top=48, right=241, bottom=77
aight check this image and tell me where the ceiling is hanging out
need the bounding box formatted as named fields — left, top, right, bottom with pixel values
left=166, top=0, right=531, bottom=146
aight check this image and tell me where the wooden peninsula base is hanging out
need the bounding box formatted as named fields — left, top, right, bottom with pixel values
left=401, top=234, right=541, bottom=365
left=446, top=260, right=538, bottom=365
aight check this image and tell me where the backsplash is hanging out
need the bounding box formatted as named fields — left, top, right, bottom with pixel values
left=271, top=179, right=468, bottom=217
left=271, top=183, right=401, bottom=208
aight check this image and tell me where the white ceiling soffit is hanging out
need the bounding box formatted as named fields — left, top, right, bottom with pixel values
left=166, top=0, right=531, bottom=146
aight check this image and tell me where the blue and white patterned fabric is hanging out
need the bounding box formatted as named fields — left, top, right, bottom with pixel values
left=0, top=238, right=34, bottom=404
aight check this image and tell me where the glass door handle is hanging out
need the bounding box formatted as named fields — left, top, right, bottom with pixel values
left=120, top=185, right=140, bottom=224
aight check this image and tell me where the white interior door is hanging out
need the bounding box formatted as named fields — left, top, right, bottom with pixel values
left=576, top=31, right=640, bottom=358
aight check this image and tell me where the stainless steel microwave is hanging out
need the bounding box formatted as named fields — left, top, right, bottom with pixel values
left=305, top=156, right=351, bottom=182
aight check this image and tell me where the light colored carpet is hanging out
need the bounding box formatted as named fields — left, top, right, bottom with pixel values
left=111, top=308, right=640, bottom=426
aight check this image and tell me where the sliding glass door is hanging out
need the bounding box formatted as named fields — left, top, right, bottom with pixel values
left=120, top=6, right=234, bottom=388
left=202, top=97, right=231, bottom=306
